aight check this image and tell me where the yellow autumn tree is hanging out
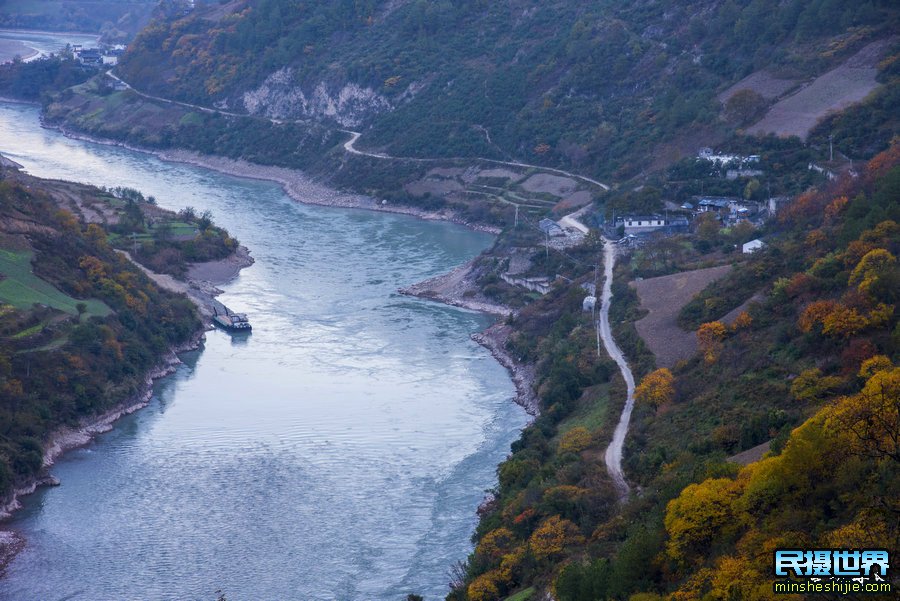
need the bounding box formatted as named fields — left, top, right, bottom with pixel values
left=476, top=527, right=516, bottom=563
left=635, top=368, right=675, bottom=408
left=696, top=321, right=727, bottom=363
left=558, top=426, right=592, bottom=454
left=826, top=366, right=900, bottom=462
left=859, top=355, right=892, bottom=379
left=824, top=510, right=890, bottom=549
left=664, top=478, right=742, bottom=564
left=821, top=304, right=868, bottom=338
left=528, top=515, right=584, bottom=561
left=467, top=570, right=502, bottom=601
left=497, top=545, right=526, bottom=586
left=798, top=300, right=838, bottom=333
left=849, top=248, right=896, bottom=297
left=790, top=368, right=843, bottom=402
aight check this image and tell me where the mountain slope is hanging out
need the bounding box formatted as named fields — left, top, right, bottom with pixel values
left=119, top=0, right=899, bottom=179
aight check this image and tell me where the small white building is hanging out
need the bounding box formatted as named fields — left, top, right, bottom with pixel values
left=743, top=239, right=766, bottom=254
left=582, top=296, right=596, bottom=312
left=102, top=55, right=118, bottom=66
left=617, top=215, right=666, bottom=234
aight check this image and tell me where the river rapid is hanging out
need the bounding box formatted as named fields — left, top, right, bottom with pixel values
left=0, top=101, right=527, bottom=600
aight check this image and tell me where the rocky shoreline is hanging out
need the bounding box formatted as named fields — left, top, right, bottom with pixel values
left=398, top=258, right=511, bottom=317
left=400, top=260, right=539, bottom=416
left=473, top=324, right=538, bottom=416
left=0, top=244, right=253, bottom=573
left=0, top=328, right=204, bottom=573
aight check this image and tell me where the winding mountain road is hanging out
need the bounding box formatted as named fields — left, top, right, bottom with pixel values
left=342, top=129, right=609, bottom=190
left=106, top=70, right=610, bottom=191
left=599, top=239, right=636, bottom=500
left=106, top=71, right=247, bottom=117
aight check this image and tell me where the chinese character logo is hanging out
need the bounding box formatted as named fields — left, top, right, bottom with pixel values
left=774, top=549, right=889, bottom=578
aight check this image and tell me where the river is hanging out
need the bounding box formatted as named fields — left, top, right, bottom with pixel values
left=0, top=101, right=527, bottom=600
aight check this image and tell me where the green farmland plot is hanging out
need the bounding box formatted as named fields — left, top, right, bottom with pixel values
left=0, top=249, right=110, bottom=317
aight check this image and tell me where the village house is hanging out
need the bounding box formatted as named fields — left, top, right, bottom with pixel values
left=743, top=239, right=766, bottom=254
left=538, top=218, right=565, bottom=237
left=697, top=197, right=735, bottom=215
left=75, top=48, right=102, bottom=67
left=616, top=215, right=666, bottom=234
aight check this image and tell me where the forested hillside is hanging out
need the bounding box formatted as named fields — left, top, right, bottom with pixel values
left=0, top=168, right=201, bottom=505
left=0, top=0, right=155, bottom=38
left=119, top=0, right=899, bottom=179
left=451, top=144, right=899, bottom=601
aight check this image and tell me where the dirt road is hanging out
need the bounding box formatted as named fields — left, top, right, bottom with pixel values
left=600, top=239, right=636, bottom=500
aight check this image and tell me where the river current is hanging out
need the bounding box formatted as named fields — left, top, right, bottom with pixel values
left=0, top=99, right=526, bottom=600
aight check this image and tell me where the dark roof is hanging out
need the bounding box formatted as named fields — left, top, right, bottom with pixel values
left=698, top=197, right=731, bottom=208
left=538, top=218, right=562, bottom=232
left=617, top=214, right=665, bottom=222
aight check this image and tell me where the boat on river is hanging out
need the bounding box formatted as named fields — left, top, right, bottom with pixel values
left=212, top=303, right=251, bottom=332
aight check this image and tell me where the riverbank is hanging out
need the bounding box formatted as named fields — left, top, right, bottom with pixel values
left=120, top=244, right=255, bottom=323
left=45, top=122, right=501, bottom=235
left=399, top=258, right=510, bottom=316
left=0, top=243, right=253, bottom=573
left=0, top=39, right=37, bottom=63
left=472, top=324, right=538, bottom=416
left=0, top=327, right=203, bottom=573
left=400, top=259, right=539, bottom=416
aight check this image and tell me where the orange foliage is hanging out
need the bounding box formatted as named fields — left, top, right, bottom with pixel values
left=863, top=139, right=900, bottom=182
left=798, top=300, right=838, bottom=333
left=696, top=321, right=727, bottom=363
left=821, top=304, right=868, bottom=338
left=635, top=368, right=675, bottom=408
left=842, top=239, right=876, bottom=267
left=784, top=273, right=814, bottom=298
left=467, top=570, right=502, bottom=601
left=528, top=515, right=584, bottom=560
left=78, top=255, right=107, bottom=280
left=476, top=528, right=516, bottom=563
left=731, top=311, right=753, bottom=331
left=824, top=195, right=848, bottom=222
left=804, top=228, right=827, bottom=249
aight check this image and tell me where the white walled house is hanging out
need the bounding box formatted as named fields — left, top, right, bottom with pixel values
left=743, top=239, right=766, bottom=254
left=616, top=215, right=667, bottom=234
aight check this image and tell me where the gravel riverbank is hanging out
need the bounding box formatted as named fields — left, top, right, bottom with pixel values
left=400, top=260, right=539, bottom=416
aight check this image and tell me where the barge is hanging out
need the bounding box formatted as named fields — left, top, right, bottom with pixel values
left=212, top=303, right=252, bottom=332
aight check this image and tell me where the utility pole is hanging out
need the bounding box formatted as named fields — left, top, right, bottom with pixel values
left=514, top=204, right=519, bottom=228
left=594, top=259, right=601, bottom=357
left=829, top=134, right=834, bottom=162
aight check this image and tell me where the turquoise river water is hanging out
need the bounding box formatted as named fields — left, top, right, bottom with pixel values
left=0, top=100, right=527, bottom=601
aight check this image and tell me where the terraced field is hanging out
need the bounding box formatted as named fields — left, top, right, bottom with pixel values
left=0, top=249, right=110, bottom=316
